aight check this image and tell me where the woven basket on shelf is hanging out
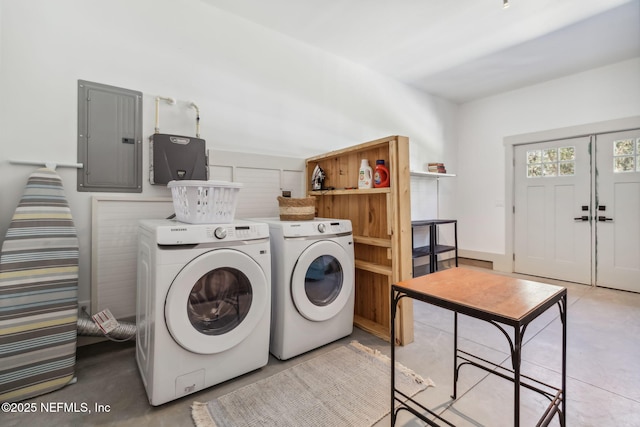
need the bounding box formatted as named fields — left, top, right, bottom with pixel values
left=277, top=196, right=316, bottom=221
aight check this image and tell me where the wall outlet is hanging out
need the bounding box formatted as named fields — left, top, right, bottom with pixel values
left=282, top=190, right=291, bottom=198
left=78, top=300, right=91, bottom=316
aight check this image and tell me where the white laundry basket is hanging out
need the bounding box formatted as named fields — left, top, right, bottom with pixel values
left=168, top=180, right=242, bottom=224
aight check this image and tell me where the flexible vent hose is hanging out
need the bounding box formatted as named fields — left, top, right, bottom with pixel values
left=77, top=311, right=136, bottom=342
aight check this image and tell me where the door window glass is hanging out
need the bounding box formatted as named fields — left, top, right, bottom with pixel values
left=187, top=267, right=252, bottom=335
left=613, top=138, right=638, bottom=173
left=304, top=255, right=343, bottom=306
left=527, top=146, right=575, bottom=177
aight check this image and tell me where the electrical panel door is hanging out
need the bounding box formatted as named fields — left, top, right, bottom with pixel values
left=77, top=80, right=142, bottom=192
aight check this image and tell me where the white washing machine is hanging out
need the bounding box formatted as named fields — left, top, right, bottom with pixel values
left=136, top=219, right=270, bottom=406
left=253, top=218, right=355, bottom=360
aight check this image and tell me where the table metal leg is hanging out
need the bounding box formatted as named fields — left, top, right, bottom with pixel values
left=514, top=327, right=522, bottom=427
left=452, top=311, right=458, bottom=399
left=561, top=295, right=567, bottom=427
left=391, top=290, right=398, bottom=426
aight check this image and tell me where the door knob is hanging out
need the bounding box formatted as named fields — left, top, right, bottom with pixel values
left=597, top=216, right=613, bottom=222
left=574, top=216, right=589, bottom=221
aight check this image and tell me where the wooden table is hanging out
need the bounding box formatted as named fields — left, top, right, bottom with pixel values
left=390, top=267, right=567, bottom=427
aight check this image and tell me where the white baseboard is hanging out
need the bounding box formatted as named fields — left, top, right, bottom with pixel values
left=458, top=249, right=511, bottom=272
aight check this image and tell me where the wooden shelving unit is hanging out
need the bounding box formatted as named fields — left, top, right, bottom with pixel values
left=305, top=136, right=414, bottom=345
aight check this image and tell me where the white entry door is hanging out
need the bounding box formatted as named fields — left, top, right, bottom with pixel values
left=514, top=130, right=640, bottom=291
left=595, top=130, right=640, bottom=292
left=514, top=137, right=592, bottom=284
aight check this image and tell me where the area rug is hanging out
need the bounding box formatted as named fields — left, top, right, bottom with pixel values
left=192, top=341, right=434, bottom=427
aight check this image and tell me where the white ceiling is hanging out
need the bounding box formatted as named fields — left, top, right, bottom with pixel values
left=201, top=0, right=640, bottom=103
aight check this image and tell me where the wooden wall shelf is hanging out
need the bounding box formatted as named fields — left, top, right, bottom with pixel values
left=309, top=187, right=391, bottom=196
left=352, top=235, right=392, bottom=248
left=410, top=171, right=456, bottom=178
left=306, top=135, right=414, bottom=345
left=355, top=259, right=393, bottom=276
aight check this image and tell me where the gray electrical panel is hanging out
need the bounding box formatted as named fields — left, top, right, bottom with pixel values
left=77, top=80, right=142, bottom=192
left=149, top=134, right=207, bottom=184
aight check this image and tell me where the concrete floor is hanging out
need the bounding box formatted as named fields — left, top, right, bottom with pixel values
left=4, top=268, right=640, bottom=427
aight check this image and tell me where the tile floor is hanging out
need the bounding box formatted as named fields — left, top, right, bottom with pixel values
left=3, top=267, right=640, bottom=427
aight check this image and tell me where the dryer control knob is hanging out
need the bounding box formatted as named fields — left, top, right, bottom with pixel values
left=317, top=223, right=326, bottom=233
left=214, top=227, right=227, bottom=239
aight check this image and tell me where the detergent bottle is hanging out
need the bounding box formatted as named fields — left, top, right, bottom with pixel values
left=373, top=160, right=390, bottom=188
left=358, top=159, right=373, bottom=189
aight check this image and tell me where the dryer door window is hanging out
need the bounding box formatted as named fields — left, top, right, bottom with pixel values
left=304, top=255, right=343, bottom=307
left=165, top=249, right=268, bottom=355
left=291, top=240, right=354, bottom=322
left=187, top=267, right=253, bottom=336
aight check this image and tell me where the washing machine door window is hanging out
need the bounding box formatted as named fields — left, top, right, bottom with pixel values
left=187, top=267, right=253, bottom=336
left=165, top=249, right=268, bottom=355
left=291, top=240, right=354, bottom=322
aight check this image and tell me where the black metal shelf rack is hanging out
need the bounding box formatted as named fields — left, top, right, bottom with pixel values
left=411, top=219, right=458, bottom=276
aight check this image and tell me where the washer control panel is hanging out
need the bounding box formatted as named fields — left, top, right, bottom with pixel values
left=207, top=224, right=259, bottom=240
left=146, top=219, right=269, bottom=245
left=279, top=218, right=352, bottom=238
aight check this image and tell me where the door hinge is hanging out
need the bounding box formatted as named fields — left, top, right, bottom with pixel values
left=513, top=253, right=515, bottom=261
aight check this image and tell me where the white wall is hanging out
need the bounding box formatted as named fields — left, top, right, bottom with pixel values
left=0, top=0, right=457, bottom=306
left=457, top=57, right=640, bottom=267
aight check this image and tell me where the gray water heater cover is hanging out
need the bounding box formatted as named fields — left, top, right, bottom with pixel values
left=149, top=133, right=207, bottom=185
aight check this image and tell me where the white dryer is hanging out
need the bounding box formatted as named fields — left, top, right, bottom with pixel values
left=136, top=219, right=270, bottom=406
left=254, top=218, right=355, bottom=360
